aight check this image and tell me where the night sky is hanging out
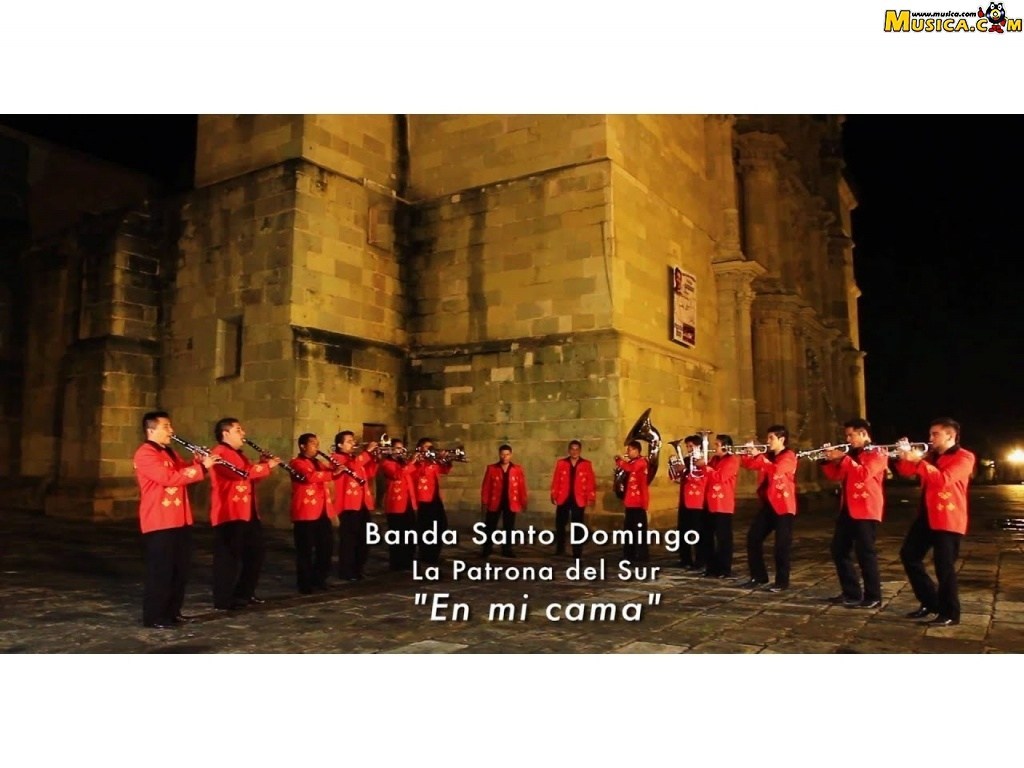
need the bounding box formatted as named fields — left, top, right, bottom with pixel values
left=2, top=115, right=1021, bottom=457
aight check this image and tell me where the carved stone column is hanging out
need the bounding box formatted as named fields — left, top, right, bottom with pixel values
left=712, top=260, right=764, bottom=440
left=735, top=132, right=786, bottom=280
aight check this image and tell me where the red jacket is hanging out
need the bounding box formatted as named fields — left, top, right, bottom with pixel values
left=678, top=465, right=707, bottom=510
left=741, top=449, right=797, bottom=515
left=288, top=455, right=336, bottom=522
left=820, top=447, right=887, bottom=522
left=703, top=454, right=740, bottom=513
left=413, top=461, right=452, bottom=504
left=332, top=451, right=378, bottom=512
left=615, top=456, right=649, bottom=510
left=549, top=457, right=597, bottom=508
left=133, top=441, right=206, bottom=533
left=379, top=458, right=418, bottom=514
left=481, top=463, right=529, bottom=513
left=896, top=445, right=975, bottom=534
left=210, top=444, right=273, bottom=526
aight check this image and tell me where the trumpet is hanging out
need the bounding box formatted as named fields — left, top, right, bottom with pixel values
left=315, top=450, right=366, bottom=486
left=170, top=435, right=249, bottom=478
left=243, top=438, right=306, bottom=483
left=376, top=433, right=409, bottom=460
left=866, top=441, right=931, bottom=458
left=725, top=444, right=769, bottom=456
left=797, top=443, right=851, bottom=461
left=419, top=447, right=468, bottom=464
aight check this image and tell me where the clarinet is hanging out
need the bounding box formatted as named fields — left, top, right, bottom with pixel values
left=316, top=450, right=366, bottom=486
left=170, top=435, right=249, bottom=479
left=243, top=438, right=306, bottom=483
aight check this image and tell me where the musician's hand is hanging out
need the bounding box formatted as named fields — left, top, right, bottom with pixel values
left=366, top=441, right=379, bottom=453
left=824, top=448, right=846, bottom=462
left=268, top=457, right=283, bottom=469
left=695, top=458, right=707, bottom=468
left=201, top=455, right=218, bottom=469
left=550, top=496, right=558, bottom=506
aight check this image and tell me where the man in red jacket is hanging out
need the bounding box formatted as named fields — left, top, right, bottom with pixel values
left=550, top=440, right=597, bottom=558
left=332, top=430, right=378, bottom=581
left=738, top=424, right=797, bottom=592
left=615, top=440, right=650, bottom=563
left=289, top=433, right=342, bottom=594
left=819, top=418, right=888, bottom=609
left=480, top=444, right=529, bottom=558
left=133, top=411, right=216, bottom=629
left=379, top=437, right=418, bottom=570
left=896, top=417, right=976, bottom=626
left=412, top=437, right=452, bottom=565
left=675, top=434, right=707, bottom=571
left=695, top=434, right=740, bottom=578
left=210, top=417, right=280, bottom=609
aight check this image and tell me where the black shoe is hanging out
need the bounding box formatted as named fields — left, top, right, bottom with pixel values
left=764, top=585, right=787, bottom=593
left=736, top=579, right=768, bottom=589
left=906, top=606, right=936, bottom=619
left=925, top=615, right=959, bottom=626
left=840, top=597, right=862, bottom=607
left=826, top=594, right=856, bottom=604
left=247, top=595, right=266, bottom=605
left=700, top=571, right=718, bottom=578
left=143, top=622, right=176, bottom=630
left=853, top=599, right=882, bottom=609
left=173, top=614, right=197, bottom=624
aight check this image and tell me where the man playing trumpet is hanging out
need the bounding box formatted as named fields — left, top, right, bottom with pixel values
left=738, top=425, right=797, bottom=592
left=896, top=418, right=975, bottom=626
left=816, top=418, right=887, bottom=609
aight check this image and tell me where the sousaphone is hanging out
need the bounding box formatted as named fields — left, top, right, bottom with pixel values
left=613, top=408, right=662, bottom=499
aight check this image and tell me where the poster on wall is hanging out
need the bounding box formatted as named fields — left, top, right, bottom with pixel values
left=671, top=265, right=696, bottom=348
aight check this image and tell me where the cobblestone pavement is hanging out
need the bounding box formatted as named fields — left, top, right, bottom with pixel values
left=3, top=485, right=1024, bottom=653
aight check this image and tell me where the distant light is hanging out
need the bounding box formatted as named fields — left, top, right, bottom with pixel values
left=1008, top=449, right=1024, bottom=464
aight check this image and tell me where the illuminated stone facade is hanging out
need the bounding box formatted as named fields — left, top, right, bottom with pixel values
left=0, top=116, right=862, bottom=528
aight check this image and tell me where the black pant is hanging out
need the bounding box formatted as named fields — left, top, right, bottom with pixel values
left=386, top=509, right=417, bottom=570
left=746, top=505, right=794, bottom=587
left=482, top=507, right=517, bottom=557
left=293, top=512, right=333, bottom=593
left=213, top=519, right=264, bottom=608
left=900, top=513, right=962, bottom=620
left=831, top=510, right=881, bottom=601
left=623, top=508, right=649, bottom=563
left=703, top=512, right=734, bottom=577
left=338, top=508, right=370, bottom=580
left=677, top=506, right=705, bottom=568
left=417, top=500, right=448, bottom=565
left=555, top=503, right=586, bottom=557
left=237, top=517, right=265, bottom=600
left=142, top=526, right=192, bottom=625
